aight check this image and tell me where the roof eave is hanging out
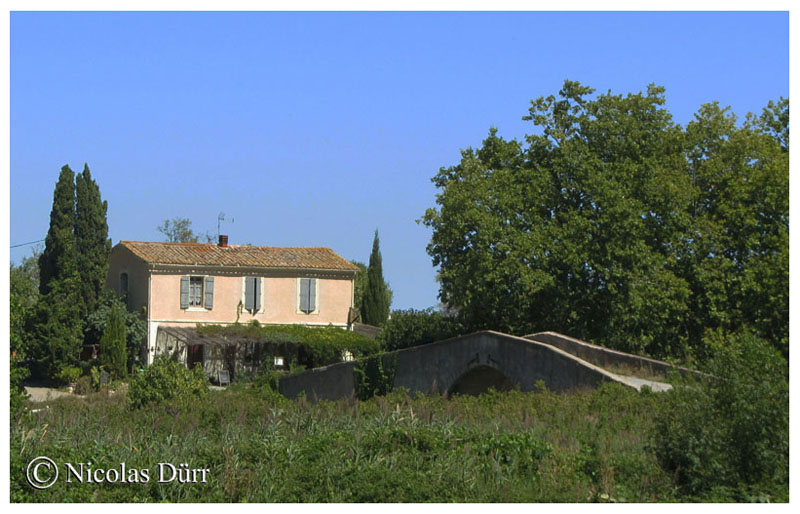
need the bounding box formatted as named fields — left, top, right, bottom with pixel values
left=147, top=262, right=358, bottom=277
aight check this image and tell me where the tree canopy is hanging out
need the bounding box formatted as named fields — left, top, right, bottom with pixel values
left=157, top=217, right=199, bottom=242
left=422, top=81, right=788, bottom=360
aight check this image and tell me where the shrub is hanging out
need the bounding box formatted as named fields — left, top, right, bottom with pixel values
left=128, top=355, right=208, bottom=409
left=652, top=331, right=788, bottom=501
left=57, top=365, right=82, bottom=385
left=85, top=291, right=146, bottom=371
left=73, top=375, right=93, bottom=395
left=99, top=302, right=127, bottom=378
left=378, top=308, right=466, bottom=351
left=10, top=354, right=29, bottom=413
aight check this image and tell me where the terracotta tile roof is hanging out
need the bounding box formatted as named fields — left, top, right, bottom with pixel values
left=118, top=241, right=359, bottom=271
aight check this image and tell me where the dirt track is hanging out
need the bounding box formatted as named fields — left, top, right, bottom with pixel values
left=24, top=386, right=77, bottom=402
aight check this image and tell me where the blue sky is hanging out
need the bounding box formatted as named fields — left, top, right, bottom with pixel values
left=9, top=11, right=789, bottom=310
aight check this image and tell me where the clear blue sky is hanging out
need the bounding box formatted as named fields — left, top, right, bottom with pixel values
left=10, top=11, right=789, bottom=310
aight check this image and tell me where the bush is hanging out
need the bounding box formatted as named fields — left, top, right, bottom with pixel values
left=85, top=291, right=146, bottom=371
left=57, top=365, right=82, bottom=385
left=128, top=355, right=208, bottom=409
left=652, top=332, right=788, bottom=501
left=73, top=375, right=93, bottom=395
left=378, top=308, right=466, bottom=351
left=10, top=354, right=29, bottom=413
left=99, top=302, right=127, bottom=378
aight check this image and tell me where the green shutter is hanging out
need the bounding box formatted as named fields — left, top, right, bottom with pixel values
left=204, top=276, right=214, bottom=309
left=180, top=276, right=189, bottom=309
left=245, top=277, right=255, bottom=311
left=308, top=278, right=316, bottom=312
left=299, top=278, right=310, bottom=313
left=254, top=277, right=262, bottom=312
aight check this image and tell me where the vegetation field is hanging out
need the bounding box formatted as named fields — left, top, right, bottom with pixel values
left=10, top=356, right=788, bottom=503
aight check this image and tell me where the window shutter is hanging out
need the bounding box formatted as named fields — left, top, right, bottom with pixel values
left=254, top=277, right=262, bottom=312
left=180, top=276, right=190, bottom=309
left=204, top=276, right=214, bottom=309
left=308, top=278, right=316, bottom=312
left=299, top=278, right=310, bottom=313
left=245, top=277, right=255, bottom=311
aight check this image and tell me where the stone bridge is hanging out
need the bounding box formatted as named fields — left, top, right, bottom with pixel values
left=279, top=330, right=681, bottom=401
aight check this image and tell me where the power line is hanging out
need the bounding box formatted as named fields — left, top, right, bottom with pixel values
left=10, top=238, right=45, bottom=249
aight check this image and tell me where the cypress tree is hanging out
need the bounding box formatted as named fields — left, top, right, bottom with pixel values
left=75, top=164, right=111, bottom=315
left=362, top=230, right=390, bottom=326
left=38, top=165, right=79, bottom=296
left=29, top=165, right=84, bottom=380
left=99, top=303, right=127, bottom=378
left=26, top=278, right=84, bottom=380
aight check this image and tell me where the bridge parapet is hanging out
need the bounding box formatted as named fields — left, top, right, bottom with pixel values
left=524, top=332, right=703, bottom=379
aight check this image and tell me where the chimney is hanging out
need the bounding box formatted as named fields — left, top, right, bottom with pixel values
left=218, top=234, right=228, bottom=247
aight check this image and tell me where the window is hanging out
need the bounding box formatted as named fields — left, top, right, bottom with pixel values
left=119, top=272, right=129, bottom=297
left=298, top=278, right=318, bottom=314
left=189, top=277, right=204, bottom=306
left=274, top=356, right=284, bottom=367
left=119, top=272, right=129, bottom=308
left=180, top=276, right=214, bottom=310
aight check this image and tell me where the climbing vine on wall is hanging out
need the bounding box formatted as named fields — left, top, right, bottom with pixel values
left=196, top=321, right=380, bottom=369
left=354, top=353, right=397, bottom=400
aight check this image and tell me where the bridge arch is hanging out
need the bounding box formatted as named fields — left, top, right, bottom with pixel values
left=446, top=364, right=515, bottom=396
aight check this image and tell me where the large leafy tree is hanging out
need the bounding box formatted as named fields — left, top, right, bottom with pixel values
left=10, top=252, right=39, bottom=321
left=10, top=253, right=39, bottom=408
left=10, top=252, right=40, bottom=375
left=76, top=164, right=112, bottom=316
left=681, top=102, right=789, bottom=357
left=361, top=230, right=391, bottom=326
left=422, top=81, right=788, bottom=360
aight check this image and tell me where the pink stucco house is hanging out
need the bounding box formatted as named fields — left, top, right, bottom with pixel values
left=105, top=236, right=359, bottom=369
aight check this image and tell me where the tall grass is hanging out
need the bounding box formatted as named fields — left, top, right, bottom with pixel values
left=11, top=383, right=679, bottom=502
left=10, top=372, right=787, bottom=503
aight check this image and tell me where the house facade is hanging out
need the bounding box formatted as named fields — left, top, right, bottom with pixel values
left=105, top=236, right=359, bottom=369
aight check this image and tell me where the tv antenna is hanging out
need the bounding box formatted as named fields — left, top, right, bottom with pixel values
left=217, top=212, right=234, bottom=238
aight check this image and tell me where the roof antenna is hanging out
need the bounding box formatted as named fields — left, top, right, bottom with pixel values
left=217, top=212, right=234, bottom=238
